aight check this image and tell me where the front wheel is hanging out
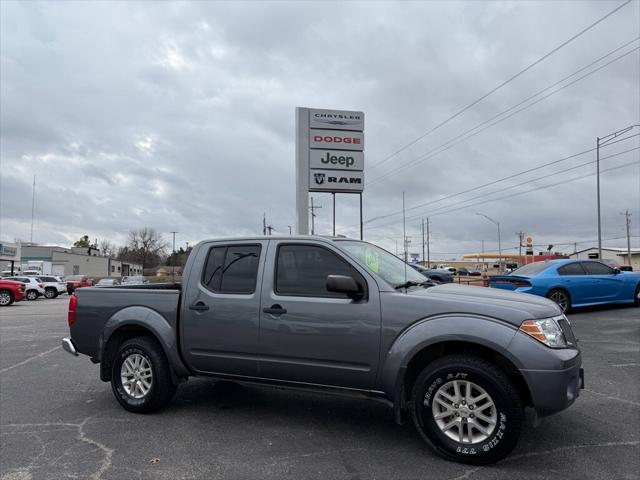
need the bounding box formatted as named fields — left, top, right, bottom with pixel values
left=111, top=336, right=176, bottom=413
left=547, top=288, right=571, bottom=313
left=410, top=355, right=523, bottom=465
left=26, top=290, right=38, bottom=301
left=44, top=288, right=58, bottom=299
left=0, top=291, right=14, bottom=306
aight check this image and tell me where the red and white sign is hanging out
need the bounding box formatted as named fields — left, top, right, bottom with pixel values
left=309, top=129, right=364, bottom=151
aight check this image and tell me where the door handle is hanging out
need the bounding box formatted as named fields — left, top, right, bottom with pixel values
left=189, top=301, right=210, bottom=312
left=263, top=304, right=287, bottom=315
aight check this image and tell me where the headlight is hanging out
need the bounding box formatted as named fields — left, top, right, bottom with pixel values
left=519, top=318, right=567, bottom=348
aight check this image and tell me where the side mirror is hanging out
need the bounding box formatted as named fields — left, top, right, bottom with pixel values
left=326, top=274, right=363, bottom=299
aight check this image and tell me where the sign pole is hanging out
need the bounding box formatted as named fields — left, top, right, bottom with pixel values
left=295, top=108, right=310, bottom=234
left=332, top=193, right=336, bottom=237
left=359, top=193, right=363, bottom=240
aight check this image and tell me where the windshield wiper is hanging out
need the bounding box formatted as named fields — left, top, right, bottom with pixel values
left=394, top=280, right=434, bottom=290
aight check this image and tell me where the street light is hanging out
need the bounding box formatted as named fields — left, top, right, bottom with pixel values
left=596, top=125, right=640, bottom=261
left=477, top=213, right=502, bottom=273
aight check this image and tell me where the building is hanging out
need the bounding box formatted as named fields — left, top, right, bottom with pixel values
left=0, top=242, right=21, bottom=274
left=20, top=245, right=142, bottom=278
left=570, top=247, right=640, bottom=271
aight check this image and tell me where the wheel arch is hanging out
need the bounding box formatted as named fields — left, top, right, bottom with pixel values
left=99, top=307, right=190, bottom=383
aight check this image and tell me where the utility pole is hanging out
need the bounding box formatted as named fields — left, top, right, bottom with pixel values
left=170, top=231, right=177, bottom=283
left=421, top=219, right=425, bottom=265
left=30, top=175, right=36, bottom=243
left=309, top=197, right=322, bottom=235
left=288, top=225, right=292, bottom=235
left=402, top=192, right=407, bottom=263
left=516, top=231, right=524, bottom=260
left=266, top=225, right=274, bottom=235
left=596, top=125, right=640, bottom=260
left=263, top=213, right=267, bottom=236
left=622, top=210, right=632, bottom=266
left=477, top=213, right=502, bottom=273
left=426, top=218, right=431, bottom=268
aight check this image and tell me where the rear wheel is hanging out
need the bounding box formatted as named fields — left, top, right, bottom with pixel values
left=26, top=290, right=38, bottom=301
left=44, top=288, right=58, bottom=299
left=111, top=336, right=176, bottom=413
left=634, top=284, right=640, bottom=307
left=547, top=288, right=571, bottom=313
left=410, top=355, right=523, bottom=465
left=0, top=291, right=14, bottom=306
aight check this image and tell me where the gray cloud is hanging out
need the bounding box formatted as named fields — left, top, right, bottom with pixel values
left=1, top=0, right=638, bottom=258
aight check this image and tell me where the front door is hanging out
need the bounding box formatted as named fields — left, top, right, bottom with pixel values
left=581, top=261, right=624, bottom=301
left=258, top=241, right=381, bottom=390
left=181, top=240, right=268, bottom=376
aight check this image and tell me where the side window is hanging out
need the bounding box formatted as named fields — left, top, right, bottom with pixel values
left=202, top=245, right=261, bottom=294
left=558, top=263, right=586, bottom=276
left=582, top=262, right=614, bottom=275
left=275, top=244, right=362, bottom=298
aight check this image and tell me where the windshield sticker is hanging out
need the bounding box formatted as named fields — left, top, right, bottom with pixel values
left=365, top=249, right=380, bottom=272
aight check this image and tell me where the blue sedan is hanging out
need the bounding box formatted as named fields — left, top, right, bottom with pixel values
left=489, top=259, right=640, bottom=313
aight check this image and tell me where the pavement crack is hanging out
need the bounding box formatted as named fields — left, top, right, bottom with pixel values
left=585, top=388, right=640, bottom=407
left=0, top=346, right=62, bottom=374
left=77, top=418, right=115, bottom=480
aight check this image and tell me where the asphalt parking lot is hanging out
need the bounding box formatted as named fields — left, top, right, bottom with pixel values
left=1, top=296, right=638, bottom=480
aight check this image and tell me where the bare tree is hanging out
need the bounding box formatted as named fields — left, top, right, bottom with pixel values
left=124, top=228, right=168, bottom=268
left=98, top=239, right=117, bottom=257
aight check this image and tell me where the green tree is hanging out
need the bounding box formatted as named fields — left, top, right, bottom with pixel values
left=73, top=235, right=91, bottom=248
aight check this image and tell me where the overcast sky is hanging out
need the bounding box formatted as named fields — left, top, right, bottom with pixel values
left=1, top=0, right=639, bottom=259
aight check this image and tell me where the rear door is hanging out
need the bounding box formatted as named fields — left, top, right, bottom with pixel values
left=556, top=262, right=590, bottom=305
left=181, top=240, right=268, bottom=376
left=257, top=240, right=381, bottom=390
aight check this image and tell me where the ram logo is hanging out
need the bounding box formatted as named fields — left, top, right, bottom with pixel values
left=314, top=173, right=326, bottom=184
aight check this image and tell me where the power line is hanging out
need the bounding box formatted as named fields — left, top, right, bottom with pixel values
left=368, top=157, right=640, bottom=231
left=367, top=45, right=639, bottom=187
left=365, top=133, right=639, bottom=225
left=368, top=0, right=633, bottom=172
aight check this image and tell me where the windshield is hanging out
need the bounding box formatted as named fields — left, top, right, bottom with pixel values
left=336, top=240, right=428, bottom=287
left=509, top=261, right=555, bottom=276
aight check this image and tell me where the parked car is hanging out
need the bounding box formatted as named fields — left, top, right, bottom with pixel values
left=121, top=276, right=146, bottom=285
left=456, top=267, right=482, bottom=276
left=410, top=264, right=454, bottom=284
left=63, top=236, right=583, bottom=465
left=489, top=259, right=640, bottom=313
left=4, top=276, right=45, bottom=300
left=65, top=275, right=94, bottom=294
left=0, top=279, right=26, bottom=306
left=95, top=278, right=120, bottom=287
left=36, top=275, right=68, bottom=298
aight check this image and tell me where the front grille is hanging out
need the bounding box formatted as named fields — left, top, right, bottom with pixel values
left=557, top=317, right=577, bottom=346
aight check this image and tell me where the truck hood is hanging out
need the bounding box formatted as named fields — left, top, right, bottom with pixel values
left=404, top=283, right=561, bottom=326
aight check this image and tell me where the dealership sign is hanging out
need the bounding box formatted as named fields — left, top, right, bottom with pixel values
left=295, top=107, right=365, bottom=234
left=309, top=150, right=364, bottom=171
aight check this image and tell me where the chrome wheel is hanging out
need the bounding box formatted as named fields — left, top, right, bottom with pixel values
left=549, top=290, right=569, bottom=312
left=120, top=353, right=153, bottom=399
left=431, top=380, right=497, bottom=444
left=45, top=289, right=56, bottom=299
left=26, top=290, right=38, bottom=301
left=0, top=292, right=11, bottom=306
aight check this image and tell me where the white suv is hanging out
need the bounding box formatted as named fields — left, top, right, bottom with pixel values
left=5, top=276, right=46, bottom=300
left=35, top=276, right=68, bottom=298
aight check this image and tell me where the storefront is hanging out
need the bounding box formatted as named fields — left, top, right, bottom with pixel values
left=0, top=242, right=21, bottom=275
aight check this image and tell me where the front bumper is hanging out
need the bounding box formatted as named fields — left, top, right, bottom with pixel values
left=520, top=355, right=583, bottom=417
left=62, top=337, right=79, bottom=356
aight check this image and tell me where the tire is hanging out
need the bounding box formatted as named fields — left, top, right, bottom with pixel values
left=410, top=355, right=523, bottom=465
left=44, top=288, right=58, bottom=299
left=634, top=284, right=640, bottom=307
left=546, top=288, right=571, bottom=313
left=26, top=290, right=38, bottom=301
left=111, top=336, right=176, bottom=413
left=0, top=290, right=14, bottom=306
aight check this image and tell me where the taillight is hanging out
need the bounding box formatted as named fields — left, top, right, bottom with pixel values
left=68, top=294, right=78, bottom=327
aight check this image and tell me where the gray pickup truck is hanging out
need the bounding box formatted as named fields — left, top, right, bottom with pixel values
left=62, top=236, right=583, bottom=464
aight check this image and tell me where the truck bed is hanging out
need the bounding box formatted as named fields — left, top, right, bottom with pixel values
left=71, top=285, right=181, bottom=360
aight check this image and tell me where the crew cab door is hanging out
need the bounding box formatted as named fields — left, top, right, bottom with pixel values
left=180, top=240, right=268, bottom=376
left=258, top=240, right=381, bottom=390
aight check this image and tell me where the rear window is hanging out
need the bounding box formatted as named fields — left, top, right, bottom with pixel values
left=202, top=244, right=261, bottom=294
left=509, top=261, right=554, bottom=276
